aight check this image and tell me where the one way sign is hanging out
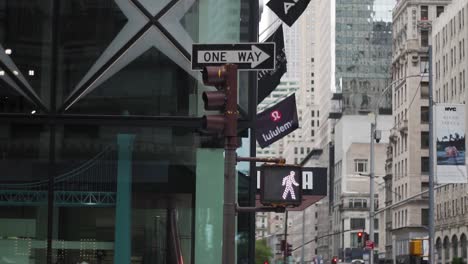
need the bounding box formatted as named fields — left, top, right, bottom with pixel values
left=191, top=43, right=275, bottom=71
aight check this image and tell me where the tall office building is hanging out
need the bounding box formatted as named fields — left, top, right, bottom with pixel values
left=315, top=0, right=395, bottom=261
left=432, top=1, right=468, bottom=263
left=391, top=0, right=451, bottom=263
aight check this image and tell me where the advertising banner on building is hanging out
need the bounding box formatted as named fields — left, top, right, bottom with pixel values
left=266, top=0, right=311, bottom=27
left=255, top=93, right=298, bottom=148
left=435, top=104, right=467, bottom=183
left=258, top=25, right=287, bottom=104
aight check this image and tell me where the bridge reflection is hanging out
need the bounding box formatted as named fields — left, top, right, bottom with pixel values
left=0, top=147, right=118, bottom=206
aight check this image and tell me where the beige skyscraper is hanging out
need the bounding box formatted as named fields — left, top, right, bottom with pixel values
left=391, top=1, right=451, bottom=263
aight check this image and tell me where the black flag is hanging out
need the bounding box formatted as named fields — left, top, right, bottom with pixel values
left=266, top=0, right=311, bottom=27
left=256, top=93, right=299, bottom=148
left=257, top=25, right=287, bottom=104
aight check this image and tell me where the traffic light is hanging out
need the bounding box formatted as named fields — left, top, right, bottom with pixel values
left=363, top=232, right=369, bottom=247
left=201, top=64, right=238, bottom=137
left=286, top=243, right=292, bottom=256
left=357, top=232, right=363, bottom=244
left=280, top=239, right=286, bottom=251
left=332, top=257, right=338, bottom=264
left=260, top=164, right=302, bottom=207
left=357, top=231, right=370, bottom=248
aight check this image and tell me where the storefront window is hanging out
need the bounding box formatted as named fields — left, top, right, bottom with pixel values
left=0, top=123, right=50, bottom=263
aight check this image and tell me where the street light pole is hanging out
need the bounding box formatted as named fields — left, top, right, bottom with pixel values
left=367, top=74, right=423, bottom=264
left=369, top=121, right=375, bottom=264
left=428, top=45, right=435, bottom=264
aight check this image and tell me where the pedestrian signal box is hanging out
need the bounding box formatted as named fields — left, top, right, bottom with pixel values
left=260, top=165, right=302, bottom=207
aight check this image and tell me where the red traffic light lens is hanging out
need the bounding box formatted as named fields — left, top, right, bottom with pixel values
left=358, top=232, right=362, bottom=237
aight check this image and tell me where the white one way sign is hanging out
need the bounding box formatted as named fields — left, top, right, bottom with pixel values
left=192, top=43, right=275, bottom=71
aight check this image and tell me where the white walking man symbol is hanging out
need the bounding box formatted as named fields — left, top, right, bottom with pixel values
left=282, top=170, right=299, bottom=200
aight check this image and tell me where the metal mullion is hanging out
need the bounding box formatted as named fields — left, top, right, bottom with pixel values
left=247, top=0, right=259, bottom=263
left=47, top=0, right=60, bottom=262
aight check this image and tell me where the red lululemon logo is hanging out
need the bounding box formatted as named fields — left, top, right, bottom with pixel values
left=270, top=110, right=282, bottom=122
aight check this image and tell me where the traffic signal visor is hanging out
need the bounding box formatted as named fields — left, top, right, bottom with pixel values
left=202, top=66, right=227, bottom=86
left=202, top=91, right=226, bottom=111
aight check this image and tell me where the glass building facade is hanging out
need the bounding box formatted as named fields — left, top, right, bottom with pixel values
left=335, top=0, right=395, bottom=114
left=0, top=1, right=258, bottom=263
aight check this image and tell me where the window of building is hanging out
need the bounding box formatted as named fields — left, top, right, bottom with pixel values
left=354, top=159, right=368, bottom=173
left=350, top=218, right=366, bottom=229
left=350, top=199, right=367, bottom=209
left=351, top=233, right=360, bottom=248
left=421, top=132, right=429, bottom=149
left=437, top=6, right=444, bottom=17
left=421, top=106, right=429, bottom=123
left=420, top=58, right=429, bottom=73
left=311, top=130, right=314, bottom=137
left=421, top=209, right=429, bottom=226
left=421, top=30, right=429, bottom=47
left=374, top=219, right=379, bottom=230
left=294, top=147, right=298, bottom=154
left=300, top=147, right=304, bottom=154
left=421, top=157, right=429, bottom=173
left=421, top=82, right=429, bottom=98
left=311, top=110, right=315, bottom=117
left=421, top=6, right=428, bottom=20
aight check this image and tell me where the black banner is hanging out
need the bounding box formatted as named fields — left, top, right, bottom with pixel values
left=257, top=25, right=287, bottom=104
left=266, top=0, right=311, bottom=27
left=255, top=93, right=298, bottom=148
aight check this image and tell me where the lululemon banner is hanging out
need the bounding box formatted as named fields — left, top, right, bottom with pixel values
left=256, top=93, right=298, bottom=148
left=266, top=0, right=311, bottom=27
left=434, top=104, right=467, bottom=183
left=257, top=25, right=287, bottom=104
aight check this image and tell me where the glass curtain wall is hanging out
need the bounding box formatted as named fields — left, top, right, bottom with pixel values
left=0, top=0, right=256, bottom=263
left=335, top=0, right=394, bottom=115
